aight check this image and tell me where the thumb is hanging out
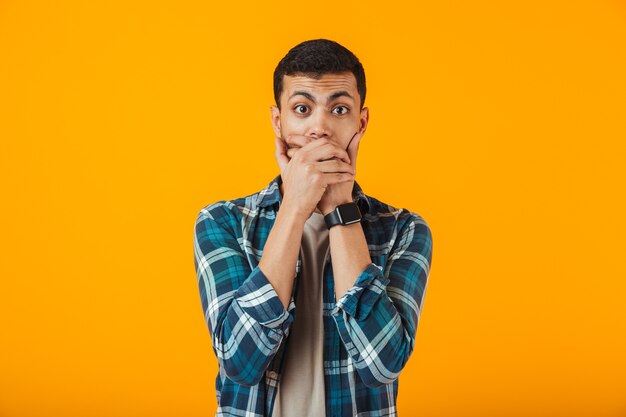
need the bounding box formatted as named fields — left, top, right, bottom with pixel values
left=274, top=136, right=289, bottom=174
left=347, top=130, right=363, bottom=170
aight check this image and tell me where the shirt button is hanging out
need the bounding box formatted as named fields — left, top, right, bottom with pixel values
left=268, top=371, right=278, bottom=378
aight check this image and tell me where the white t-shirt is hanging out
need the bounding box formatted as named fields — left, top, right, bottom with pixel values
left=272, top=211, right=328, bottom=416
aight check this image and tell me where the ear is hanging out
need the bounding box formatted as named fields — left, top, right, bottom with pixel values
left=270, top=105, right=282, bottom=138
left=358, top=106, right=369, bottom=134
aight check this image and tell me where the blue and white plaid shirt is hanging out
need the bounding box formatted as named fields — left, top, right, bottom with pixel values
left=193, top=173, right=433, bottom=416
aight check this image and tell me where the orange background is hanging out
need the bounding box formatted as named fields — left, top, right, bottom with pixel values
left=1, top=1, right=625, bottom=416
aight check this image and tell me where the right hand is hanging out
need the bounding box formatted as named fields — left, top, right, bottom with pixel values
left=274, top=135, right=355, bottom=219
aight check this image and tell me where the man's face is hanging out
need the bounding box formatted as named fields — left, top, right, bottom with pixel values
left=270, top=71, right=368, bottom=153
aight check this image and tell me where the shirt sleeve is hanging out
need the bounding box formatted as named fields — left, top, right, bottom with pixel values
left=331, top=211, right=433, bottom=388
left=193, top=201, right=294, bottom=386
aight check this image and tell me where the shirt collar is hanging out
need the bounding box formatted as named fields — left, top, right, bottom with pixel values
left=257, top=173, right=371, bottom=215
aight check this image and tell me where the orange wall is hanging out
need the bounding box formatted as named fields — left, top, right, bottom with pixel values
left=1, top=1, right=625, bottom=416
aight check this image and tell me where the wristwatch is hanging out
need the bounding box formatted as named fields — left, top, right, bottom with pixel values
left=324, top=202, right=362, bottom=229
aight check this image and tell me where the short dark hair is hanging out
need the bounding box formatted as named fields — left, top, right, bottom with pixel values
left=273, top=39, right=366, bottom=111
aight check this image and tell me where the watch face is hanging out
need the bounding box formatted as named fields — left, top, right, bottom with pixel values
left=338, top=203, right=362, bottom=223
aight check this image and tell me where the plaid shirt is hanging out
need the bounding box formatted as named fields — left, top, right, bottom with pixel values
left=193, top=173, right=433, bottom=417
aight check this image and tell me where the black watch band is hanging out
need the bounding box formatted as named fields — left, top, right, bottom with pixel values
left=324, top=202, right=362, bottom=229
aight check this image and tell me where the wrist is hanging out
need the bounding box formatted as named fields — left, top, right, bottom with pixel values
left=320, top=199, right=353, bottom=216
left=279, top=199, right=310, bottom=224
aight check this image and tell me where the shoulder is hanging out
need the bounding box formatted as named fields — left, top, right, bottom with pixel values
left=197, top=199, right=238, bottom=224
left=364, top=194, right=433, bottom=247
left=195, top=188, right=265, bottom=230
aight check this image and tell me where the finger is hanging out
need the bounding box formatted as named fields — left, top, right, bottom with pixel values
left=282, top=134, right=314, bottom=149
left=290, top=149, right=345, bottom=165
left=307, top=142, right=351, bottom=165
left=346, top=130, right=363, bottom=170
left=323, top=172, right=355, bottom=185
left=282, top=135, right=351, bottom=163
left=316, top=158, right=356, bottom=174
left=286, top=147, right=298, bottom=159
left=286, top=144, right=331, bottom=161
left=274, top=136, right=289, bottom=173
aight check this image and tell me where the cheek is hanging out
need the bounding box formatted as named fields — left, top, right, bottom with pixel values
left=282, top=116, right=306, bottom=132
left=338, top=130, right=356, bottom=150
left=280, top=117, right=309, bottom=148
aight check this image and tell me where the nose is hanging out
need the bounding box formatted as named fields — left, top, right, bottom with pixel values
left=307, top=109, right=331, bottom=139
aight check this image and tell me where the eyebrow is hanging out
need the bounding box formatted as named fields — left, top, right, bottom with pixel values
left=288, top=90, right=355, bottom=104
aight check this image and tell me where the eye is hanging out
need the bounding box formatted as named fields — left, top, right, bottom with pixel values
left=332, top=106, right=350, bottom=115
left=293, top=105, right=309, bottom=114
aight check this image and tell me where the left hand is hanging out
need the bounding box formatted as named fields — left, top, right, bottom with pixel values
left=286, top=130, right=363, bottom=215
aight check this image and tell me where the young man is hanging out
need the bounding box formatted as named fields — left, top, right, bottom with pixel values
left=193, top=39, right=433, bottom=417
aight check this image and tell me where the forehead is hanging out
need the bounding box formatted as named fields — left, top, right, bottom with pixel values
left=282, top=71, right=358, bottom=99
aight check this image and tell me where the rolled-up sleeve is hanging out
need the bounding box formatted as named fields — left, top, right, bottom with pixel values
left=193, top=202, right=293, bottom=387
left=331, top=212, right=433, bottom=388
